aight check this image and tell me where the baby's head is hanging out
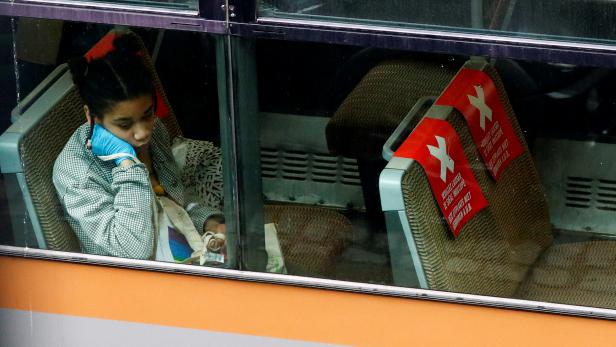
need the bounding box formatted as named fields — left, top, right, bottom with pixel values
left=69, top=35, right=156, bottom=148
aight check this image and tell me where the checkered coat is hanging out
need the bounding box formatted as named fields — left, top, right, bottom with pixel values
left=53, top=119, right=223, bottom=259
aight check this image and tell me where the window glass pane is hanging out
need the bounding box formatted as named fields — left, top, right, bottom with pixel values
left=259, top=1, right=616, bottom=46
left=0, top=18, right=16, bottom=247
left=0, top=17, right=234, bottom=269
left=239, top=36, right=616, bottom=310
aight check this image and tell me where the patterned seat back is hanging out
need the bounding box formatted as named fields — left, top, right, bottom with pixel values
left=396, top=59, right=553, bottom=297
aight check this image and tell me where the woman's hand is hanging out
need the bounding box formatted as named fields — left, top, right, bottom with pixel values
left=90, top=124, right=136, bottom=166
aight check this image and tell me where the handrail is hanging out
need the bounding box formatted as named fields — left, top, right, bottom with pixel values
left=382, top=97, right=435, bottom=161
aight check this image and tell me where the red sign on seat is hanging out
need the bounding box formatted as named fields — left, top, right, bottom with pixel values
left=436, top=68, right=523, bottom=180
left=394, top=117, right=488, bottom=236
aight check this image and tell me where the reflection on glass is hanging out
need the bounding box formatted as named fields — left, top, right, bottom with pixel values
left=259, top=0, right=616, bottom=44
left=2, top=0, right=198, bottom=12
left=0, top=17, right=19, bottom=247
left=252, top=38, right=616, bottom=310
left=0, top=18, right=229, bottom=268
left=94, top=0, right=198, bottom=11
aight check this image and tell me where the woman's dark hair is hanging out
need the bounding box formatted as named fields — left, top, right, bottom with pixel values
left=68, top=34, right=154, bottom=119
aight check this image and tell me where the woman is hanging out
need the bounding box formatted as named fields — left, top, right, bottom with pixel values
left=53, top=34, right=225, bottom=262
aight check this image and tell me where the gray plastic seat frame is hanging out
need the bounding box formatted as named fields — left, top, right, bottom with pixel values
left=379, top=97, right=448, bottom=288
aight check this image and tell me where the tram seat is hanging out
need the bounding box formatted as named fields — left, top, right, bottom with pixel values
left=326, top=58, right=459, bottom=231
left=0, top=29, right=351, bottom=277
left=380, top=58, right=616, bottom=308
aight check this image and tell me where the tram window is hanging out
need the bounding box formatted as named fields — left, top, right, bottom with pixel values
left=259, top=1, right=616, bottom=44
left=0, top=18, right=233, bottom=268
left=246, top=37, right=616, bottom=309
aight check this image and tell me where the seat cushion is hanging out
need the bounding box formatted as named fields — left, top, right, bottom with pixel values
left=516, top=241, right=616, bottom=309
left=264, top=205, right=352, bottom=277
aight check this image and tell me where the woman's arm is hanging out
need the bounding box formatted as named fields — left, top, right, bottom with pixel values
left=62, top=162, right=155, bottom=259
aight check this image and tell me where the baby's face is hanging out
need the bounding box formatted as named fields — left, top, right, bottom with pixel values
left=99, top=94, right=155, bottom=148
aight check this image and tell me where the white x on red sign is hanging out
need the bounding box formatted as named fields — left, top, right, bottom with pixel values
left=468, top=85, right=493, bottom=131
left=427, top=135, right=455, bottom=183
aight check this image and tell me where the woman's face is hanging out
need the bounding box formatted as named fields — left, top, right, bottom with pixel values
left=98, top=94, right=155, bottom=148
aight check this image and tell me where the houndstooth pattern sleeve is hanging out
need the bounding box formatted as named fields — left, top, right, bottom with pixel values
left=61, top=163, right=155, bottom=259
